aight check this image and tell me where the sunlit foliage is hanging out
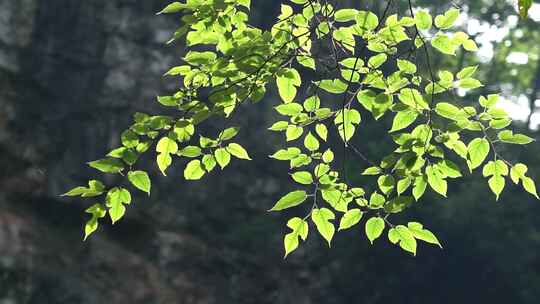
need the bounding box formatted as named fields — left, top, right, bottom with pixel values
left=64, top=0, right=538, bottom=257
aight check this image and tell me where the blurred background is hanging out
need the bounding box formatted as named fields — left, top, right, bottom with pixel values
left=1, top=0, right=540, bottom=303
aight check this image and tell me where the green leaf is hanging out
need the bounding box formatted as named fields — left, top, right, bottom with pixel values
left=392, top=225, right=417, bottom=255
left=322, top=149, right=334, bottom=163
left=358, top=89, right=394, bottom=118
left=63, top=180, right=105, bottom=198
left=286, top=125, right=304, bottom=141
left=105, top=187, right=131, bottom=224
left=397, top=178, right=412, bottom=196
left=408, top=222, right=442, bottom=248
left=334, top=8, right=358, bottom=22
left=321, top=189, right=349, bottom=212
left=488, top=175, right=505, bottom=201
left=412, top=176, right=428, bottom=201
left=463, top=39, right=478, bottom=52
left=415, top=10, right=432, bottom=30
left=457, top=66, right=478, bottom=79
left=333, top=28, right=356, bottom=52
left=338, top=209, right=363, bottom=231
left=384, top=196, right=414, bottom=213
left=121, top=130, right=139, bottom=148
left=184, top=159, right=206, bottom=180
left=127, top=171, right=151, bottom=195
left=88, top=158, right=124, bottom=174
left=277, top=68, right=301, bottom=103
left=304, top=96, right=320, bottom=112
left=164, top=65, right=190, bottom=76
left=237, top=0, right=251, bottom=9
left=290, top=154, right=312, bottom=169
left=426, top=166, right=447, bottom=197
left=437, top=160, right=463, bottom=178
left=311, top=208, right=335, bottom=246
left=378, top=174, right=395, bottom=196
left=219, top=127, right=240, bottom=141
left=365, top=217, right=385, bottom=244
left=511, top=164, right=539, bottom=199
left=156, top=137, right=179, bottom=154
left=314, top=163, right=331, bottom=178
left=291, top=155, right=312, bottom=170
left=297, top=55, right=316, bottom=70
left=490, top=119, right=512, bottom=129
left=398, top=88, right=429, bottom=110
left=184, top=51, right=216, bottom=65
left=63, top=186, right=92, bottom=197
left=202, top=154, right=216, bottom=172
left=174, top=122, right=195, bottom=142
left=269, top=121, right=289, bottom=131
left=488, top=107, right=509, bottom=119
left=431, top=33, right=457, bottom=55
left=83, top=203, right=106, bottom=241
left=459, top=78, right=483, bottom=89
left=275, top=103, right=303, bottom=116
left=498, top=130, right=534, bottom=145
left=279, top=4, right=293, bottom=19
left=435, top=102, right=464, bottom=121
left=226, top=143, right=251, bottom=160
left=157, top=153, right=172, bottom=176
left=270, top=190, right=308, bottom=211
left=84, top=217, right=99, bottom=241
left=157, top=2, right=185, bottom=14
left=291, top=171, right=314, bottom=185
left=271, top=148, right=301, bottom=160
left=369, top=192, right=386, bottom=208
left=397, top=59, right=417, bottom=74
left=283, top=217, right=309, bottom=258
left=438, top=70, right=454, bottom=83
left=335, top=109, right=361, bottom=142
left=510, top=163, right=528, bottom=184
left=336, top=123, right=356, bottom=143
left=179, top=146, right=202, bottom=158
left=315, top=124, right=328, bottom=141
left=362, top=166, right=383, bottom=176
left=215, top=148, right=231, bottom=169
left=468, top=138, right=490, bottom=170
left=156, top=95, right=178, bottom=107
left=390, top=111, right=418, bottom=132
left=316, top=79, right=348, bottom=94
left=388, top=228, right=399, bottom=244
left=355, top=11, right=379, bottom=31
left=368, top=54, right=388, bottom=68
left=479, top=94, right=500, bottom=108
left=304, top=132, right=320, bottom=151
left=483, top=160, right=509, bottom=177
left=434, top=8, right=459, bottom=29
left=523, top=177, right=539, bottom=199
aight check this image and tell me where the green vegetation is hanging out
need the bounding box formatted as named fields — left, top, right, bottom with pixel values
left=64, top=0, right=538, bottom=257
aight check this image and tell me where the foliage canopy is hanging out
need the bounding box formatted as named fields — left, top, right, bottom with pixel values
left=65, top=0, right=538, bottom=257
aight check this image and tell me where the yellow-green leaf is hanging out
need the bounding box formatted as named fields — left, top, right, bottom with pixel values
left=270, top=190, right=308, bottom=211
left=365, top=217, right=385, bottom=244
left=338, top=209, right=363, bottom=231
left=312, top=208, right=335, bottom=246
left=127, top=170, right=151, bottom=195
left=184, top=159, right=206, bottom=180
